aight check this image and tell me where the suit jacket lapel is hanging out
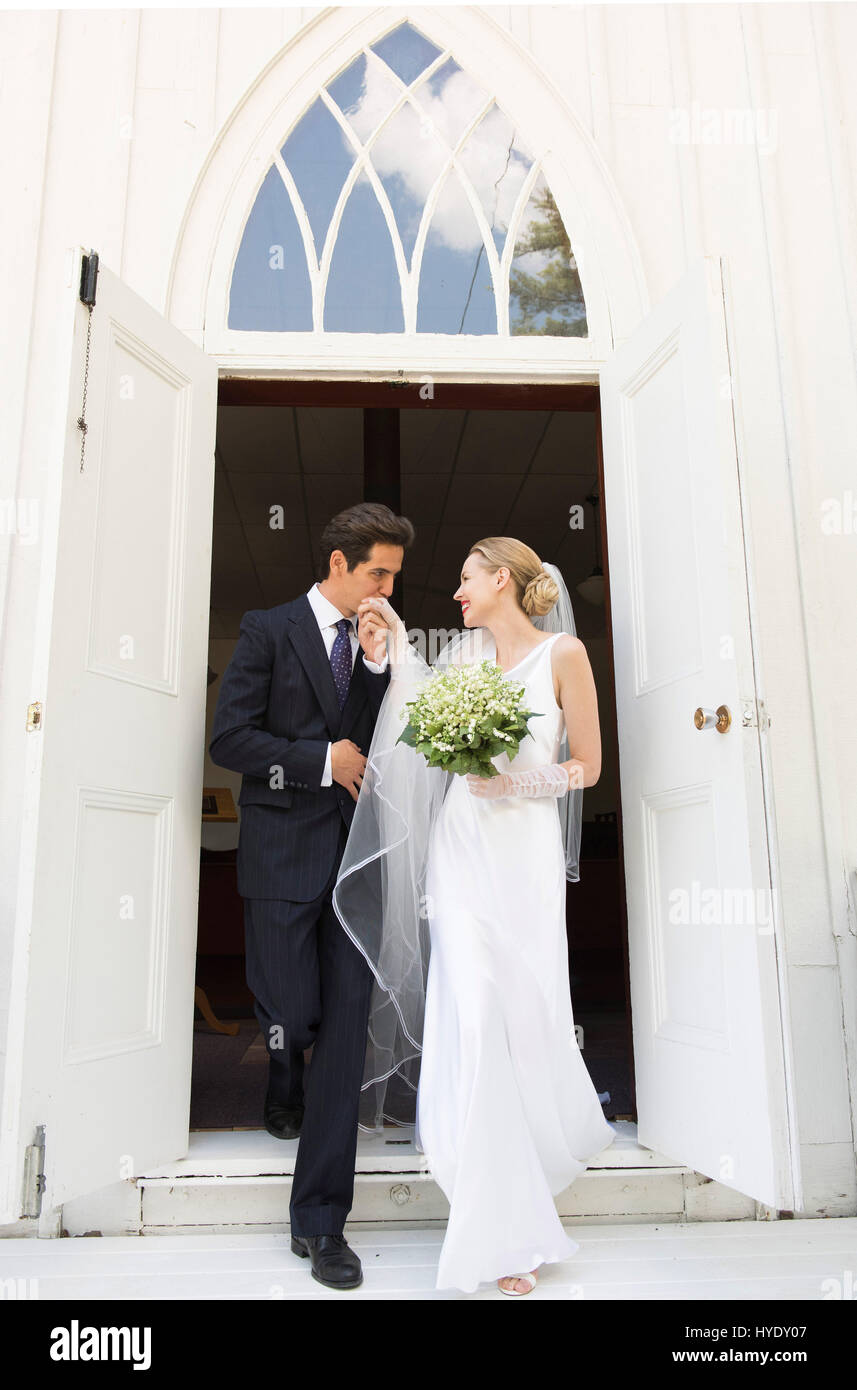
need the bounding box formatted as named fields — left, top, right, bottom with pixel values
left=287, top=593, right=369, bottom=741
left=288, top=595, right=343, bottom=738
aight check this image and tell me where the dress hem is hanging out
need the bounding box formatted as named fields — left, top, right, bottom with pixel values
left=434, top=1234, right=581, bottom=1294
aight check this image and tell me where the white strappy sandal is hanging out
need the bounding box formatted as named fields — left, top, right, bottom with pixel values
left=497, top=1270, right=538, bottom=1296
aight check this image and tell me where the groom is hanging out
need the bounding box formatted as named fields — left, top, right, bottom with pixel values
left=208, top=502, right=414, bottom=1289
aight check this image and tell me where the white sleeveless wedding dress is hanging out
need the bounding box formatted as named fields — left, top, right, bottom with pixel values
left=414, top=630, right=617, bottom=1292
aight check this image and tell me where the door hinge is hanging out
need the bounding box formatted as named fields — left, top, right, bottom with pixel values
left=22, top=1125, right=46, bottom=1218
left=26, top=700, right=42, bottom=731
left=742, top=697, right=771, bottom=730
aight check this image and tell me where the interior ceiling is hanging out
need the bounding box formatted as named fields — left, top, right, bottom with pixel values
left=209, top=405, right=604, bottom=642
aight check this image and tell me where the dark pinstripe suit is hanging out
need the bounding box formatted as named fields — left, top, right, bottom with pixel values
left=208, top=592, right=390, bottom=1235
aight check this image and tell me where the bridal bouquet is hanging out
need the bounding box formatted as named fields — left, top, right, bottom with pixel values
left=396, top=659, right=543, bottom=778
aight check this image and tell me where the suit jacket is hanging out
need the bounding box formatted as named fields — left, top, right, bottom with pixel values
left=208, top=593, right=391, bottom=901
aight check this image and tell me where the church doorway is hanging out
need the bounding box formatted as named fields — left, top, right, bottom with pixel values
left=192, top=377, right=634, bottom=1137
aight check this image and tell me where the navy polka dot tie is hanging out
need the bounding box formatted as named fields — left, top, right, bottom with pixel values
left=330, top=617, right=353, bottom=709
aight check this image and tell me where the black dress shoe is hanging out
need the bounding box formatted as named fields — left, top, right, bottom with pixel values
left=263, top=1098, right=303, bottom=1140
left=290, top=1234, right=363, bottom=1289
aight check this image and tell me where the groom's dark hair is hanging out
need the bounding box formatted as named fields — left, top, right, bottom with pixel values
left=317, top=502, right=415, bottom=581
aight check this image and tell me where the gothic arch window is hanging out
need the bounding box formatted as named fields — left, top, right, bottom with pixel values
left=227, top=20, right=587, bottom=338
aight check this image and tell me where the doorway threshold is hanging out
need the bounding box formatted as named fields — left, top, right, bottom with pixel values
left=57, top=1118, right=762, bottom=1235
left=137, top=1120, right=686, bottom=1183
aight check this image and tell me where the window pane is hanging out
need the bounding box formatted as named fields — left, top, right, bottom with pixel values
left=228, top=166, right=312, bottom=330
left=280, top=98, right=354, bottom=258
left=370, top=21, right=442, bottom=86
left=415, top=57, right=488, bottom=148
left=372, top=100, right=447, bottom=265
left=324, top=171, right=404, bottom=332
left=509, top=173, right=587, bottom=336
left=326, top=53, right=401, bottom=144
left=417, top=174, right=496, bottom=334
left=458, top=105, right=533, bottom=258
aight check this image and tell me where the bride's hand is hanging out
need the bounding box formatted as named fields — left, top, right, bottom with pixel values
left=357, top=609, right=388, bottom=664
left=358, top=596, right=414, bottom=667
left=465, top=772, right=510, bottom=799
left=357, top=595, right=401, bottom=632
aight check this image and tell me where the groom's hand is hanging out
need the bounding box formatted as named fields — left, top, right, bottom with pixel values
left=331, top=739, right=367, bottom=802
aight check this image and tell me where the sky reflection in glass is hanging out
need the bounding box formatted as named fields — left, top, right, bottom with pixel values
left=418, top=174, right=496, bottom=334
left=228, top=165, right=312, bottom=329
left=372, top=99, right=447, bottom=265
left=327, top=54, right=401, bottom=144
left=280, top=98, right=354, bottom=258
left=325, top=171, right=404, bottom=332
left=416, top=57, right=488, bottom=147
left=458, top=106, right=533, bottom=257
left=370, top=21, right=442, bottom=85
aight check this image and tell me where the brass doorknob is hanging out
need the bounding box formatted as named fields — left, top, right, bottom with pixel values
left=693, top=705, right=731, bottom=733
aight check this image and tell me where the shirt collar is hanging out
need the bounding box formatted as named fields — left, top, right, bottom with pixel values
left=306, top=581, right=355, bottom=632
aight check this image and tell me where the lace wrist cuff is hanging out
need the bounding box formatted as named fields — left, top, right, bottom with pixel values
left=502, top=763, right=571, bottom=798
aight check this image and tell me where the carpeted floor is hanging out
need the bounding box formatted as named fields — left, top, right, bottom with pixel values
left=189, top=1008, right=632, bottom=1130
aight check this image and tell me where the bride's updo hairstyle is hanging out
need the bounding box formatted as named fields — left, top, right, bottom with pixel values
left=467, top=537, right=560, bottom=618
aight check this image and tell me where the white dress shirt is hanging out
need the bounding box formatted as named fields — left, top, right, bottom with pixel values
left=306, top=582, right=389, bottom=787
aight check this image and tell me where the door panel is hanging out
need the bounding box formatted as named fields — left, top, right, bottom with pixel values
left=600, top=257, right=795, bottom=1211
left=9, top=249, right=217, bottom=1213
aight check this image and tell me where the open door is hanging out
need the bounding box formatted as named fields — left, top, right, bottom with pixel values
left=2, top=247, right=216, bottom=1218
left=600, top=257, right=797, bottom=1211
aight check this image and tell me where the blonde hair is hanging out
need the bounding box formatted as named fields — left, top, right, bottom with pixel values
left=467, top=537, right=559, bottom=617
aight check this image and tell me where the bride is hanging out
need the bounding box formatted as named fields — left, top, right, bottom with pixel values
left=332, top=537, right=616, bottom=1295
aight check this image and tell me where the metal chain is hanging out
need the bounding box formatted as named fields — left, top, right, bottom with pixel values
left=77, top=302, right=93, bottom=472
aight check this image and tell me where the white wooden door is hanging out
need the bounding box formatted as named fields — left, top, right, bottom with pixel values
left=600, top=257, right=796, bottom=1211
left=7, top=248, right=217, bottom=1215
